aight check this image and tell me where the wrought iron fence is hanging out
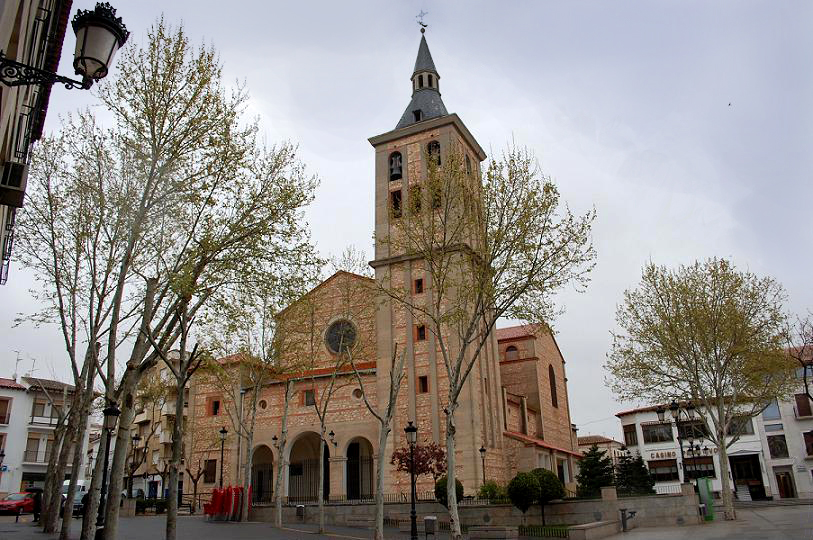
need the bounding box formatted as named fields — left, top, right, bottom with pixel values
left=518, top=525, right=569, bottom=538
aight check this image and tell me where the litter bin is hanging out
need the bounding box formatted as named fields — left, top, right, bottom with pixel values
left=424, top=515, right=437, bottom=538
left=699, top=503, right=706, bottom=518
left=296, top=504, right=305, bottom=521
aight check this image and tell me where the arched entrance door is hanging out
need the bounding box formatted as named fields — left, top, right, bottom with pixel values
left=288, top=432, right=329, bottom=502
left=251, top=445, right=274, bottom=503
left=346, top=437, right=374, bottom=500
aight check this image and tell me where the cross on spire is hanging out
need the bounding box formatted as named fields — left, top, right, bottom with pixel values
left=416, top=10, right=428, bottom=33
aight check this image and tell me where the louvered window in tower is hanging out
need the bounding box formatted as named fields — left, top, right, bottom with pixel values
left=427, top=140, right=441, bottom=165
left=389, top=152, right=402, bottom=181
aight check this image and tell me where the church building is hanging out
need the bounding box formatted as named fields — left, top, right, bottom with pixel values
left=188, top=31, right=580, bottom=505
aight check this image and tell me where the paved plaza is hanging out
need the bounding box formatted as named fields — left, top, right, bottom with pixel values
left=0, top=505, right=810, bottom=539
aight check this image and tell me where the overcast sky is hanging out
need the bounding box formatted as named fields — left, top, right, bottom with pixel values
left=1, top=1, right=811, bottom=440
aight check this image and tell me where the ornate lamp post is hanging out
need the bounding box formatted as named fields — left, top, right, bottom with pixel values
left=0, top=3, right=129, bottom=89
left=96, top=401, right=120, bottom=530
left=479, top=446, right=487, bottom=485
left=404, top=421, right=418, bottom=540
left=656, top=400, right=703, bottom=485
left=219, top=426, right=228, bottom=489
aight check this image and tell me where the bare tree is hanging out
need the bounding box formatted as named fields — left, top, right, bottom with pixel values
left=785, top=314, right=813, bottom=401
left=376, top=145, right=595, bottom=538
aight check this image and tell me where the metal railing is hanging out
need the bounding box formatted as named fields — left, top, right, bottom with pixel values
left=23, top=450, right=50, bottom=463
left=654, top=484, right=683, bottom=495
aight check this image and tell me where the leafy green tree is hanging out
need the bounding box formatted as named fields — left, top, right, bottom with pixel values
left=531, top=468, right=565, bottom=525
left=435, top=476, right=464, bottom=509
left=605, top=258, right=796, bottom=520
left=576, top=445, right=614, bottom=497
left=478, top=480, right=508, bottom=501
left=615, top=451, right=654, bottom=496
left=507, top=472, right=539, bottom=515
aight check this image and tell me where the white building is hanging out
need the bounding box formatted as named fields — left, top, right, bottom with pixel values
left=577, top=435, right=626, bottom=467
left=616, top=404, right=772, bottom=500
left=756, top=363, right=813, bottom=499
left=0, top=376, right=91, bottom=497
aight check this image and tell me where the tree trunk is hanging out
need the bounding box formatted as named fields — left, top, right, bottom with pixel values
left=80, top=439, right=106, bottom=540
left=60, top=364, right=95, bottom=540
left=41, top=419, right=67, bottom=532
left=273, top=381, right=292, bottom=528
left=165, top=381, right=185, bottom=540
left=445, top=411, right=462, bottom=540
left=374, top=422, right=390, bottom=540
left=317, top=436, right=325, bottom=533
left=46, top=403, right=80, bottom=533
left=717, top=438, right=736, bottom=520
left=241, top=429, right=254, bottom=521
left=102, top=382, right=138, bottom=540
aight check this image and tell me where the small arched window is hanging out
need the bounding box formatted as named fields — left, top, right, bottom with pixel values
left=389, top=151, right=402, bottom=181
left=549, top=365, right=558, bottom=408
left=427, top=140, right=441, bottom=166
left=418, top=74, right=424, bottom=88
left=465, top=155, right=472, bottom=177
left=428, top=74, right=434, bottom=87
left=505, top=346, right=519, bottom=361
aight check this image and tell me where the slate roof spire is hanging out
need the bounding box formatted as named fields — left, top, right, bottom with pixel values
left=395, top=28, right=448, bottom=130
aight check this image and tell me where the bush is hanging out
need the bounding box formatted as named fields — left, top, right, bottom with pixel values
left=531, top=468, right=565, bottom=503
left=507, top=472, right=540, bottom=513
left=478, top=480, right=508, bottom=501
left=434, top=475, right=463, bottom=508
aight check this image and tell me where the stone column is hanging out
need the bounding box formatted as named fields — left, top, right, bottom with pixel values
left=329, top=456, right=347, bottom=499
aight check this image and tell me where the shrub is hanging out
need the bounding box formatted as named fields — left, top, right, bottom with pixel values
left=434, top=475, right=463, bottom=508
left=507, top=472, right=540, bottom=514
left=530, top=468, right=565, bottom=525
left=478, top=480, right=508, bottom=501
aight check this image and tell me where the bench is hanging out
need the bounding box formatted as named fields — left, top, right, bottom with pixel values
left=567, top=520, right=621, bottom=540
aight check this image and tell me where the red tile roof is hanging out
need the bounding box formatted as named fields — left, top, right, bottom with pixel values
left=578, top=435, right=623, bottom=446
left=0, top=377, right=26, bottom=390
left=22, top=376, right=75, bottom=393
left=495, top=324, right=542, bottom=341
left=504, top=431, right=582, bottom=458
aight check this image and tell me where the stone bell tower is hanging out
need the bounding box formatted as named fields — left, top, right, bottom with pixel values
left=368, top=29, right=506, bottom=493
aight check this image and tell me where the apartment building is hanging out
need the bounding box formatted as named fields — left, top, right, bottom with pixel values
left=0, top=375, right=91, bottom=496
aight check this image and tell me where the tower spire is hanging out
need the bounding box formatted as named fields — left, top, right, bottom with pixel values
left=395, top=28, right=448, bottom=130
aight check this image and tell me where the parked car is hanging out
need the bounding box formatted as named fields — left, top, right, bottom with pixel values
left=60, top=480, right=88, bottom=516
left=0, top=493, right=36, bottom=515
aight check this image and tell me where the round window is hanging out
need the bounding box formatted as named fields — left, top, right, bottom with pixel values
left=325, top=319, right=357, bottom=354
left=258, top=400, right=267, bottom=410
left=352, top=388, right=363, bottom=399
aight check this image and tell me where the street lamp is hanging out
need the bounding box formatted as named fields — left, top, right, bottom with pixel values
left=479, top=446, right=487, bottom=485
left=0, top=3, right=129, bottom=89
left=404, top=421, right=418, bottom=540
left=219, top=426, right=228, bottom=489
left=96, top=401, right=120, bottom=529
left=656, top=400, right=704, bottom=485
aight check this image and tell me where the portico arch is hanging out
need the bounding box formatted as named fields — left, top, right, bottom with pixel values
left=346, top=436, right=374, bottom=500
left=251, top=444, right=274, bottom=503
left=288, top=431, right=330, bottom=502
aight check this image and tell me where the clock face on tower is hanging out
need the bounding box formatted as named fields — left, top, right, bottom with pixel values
left=325, top=319, right=357, bottom=354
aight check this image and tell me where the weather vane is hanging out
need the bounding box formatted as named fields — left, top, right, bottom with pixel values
left=416, top=10, right=428, bottom=32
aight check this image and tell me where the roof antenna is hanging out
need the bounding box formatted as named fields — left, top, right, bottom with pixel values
left=416, top=10, right=428, bottom=33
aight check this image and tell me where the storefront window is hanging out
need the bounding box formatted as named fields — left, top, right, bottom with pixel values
left=684, top=456, right=715, bottom=479
left=648, top=459, right=679, bottom=482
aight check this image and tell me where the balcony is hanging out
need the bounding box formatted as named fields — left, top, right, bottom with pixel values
left=134, top=409, right=150, bottom=424
left=161, top=401, right=188, bottom=418
left=159, top=430, right=173, bottom=444
left=29, top=415, right=59, bottom=428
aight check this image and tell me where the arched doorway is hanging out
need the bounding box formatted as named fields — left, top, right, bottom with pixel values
left=346, top=437, right=374, bottom=500
left=288, top=432, right=329, bottom=502
left=251, top=445, right=274, bottom=503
